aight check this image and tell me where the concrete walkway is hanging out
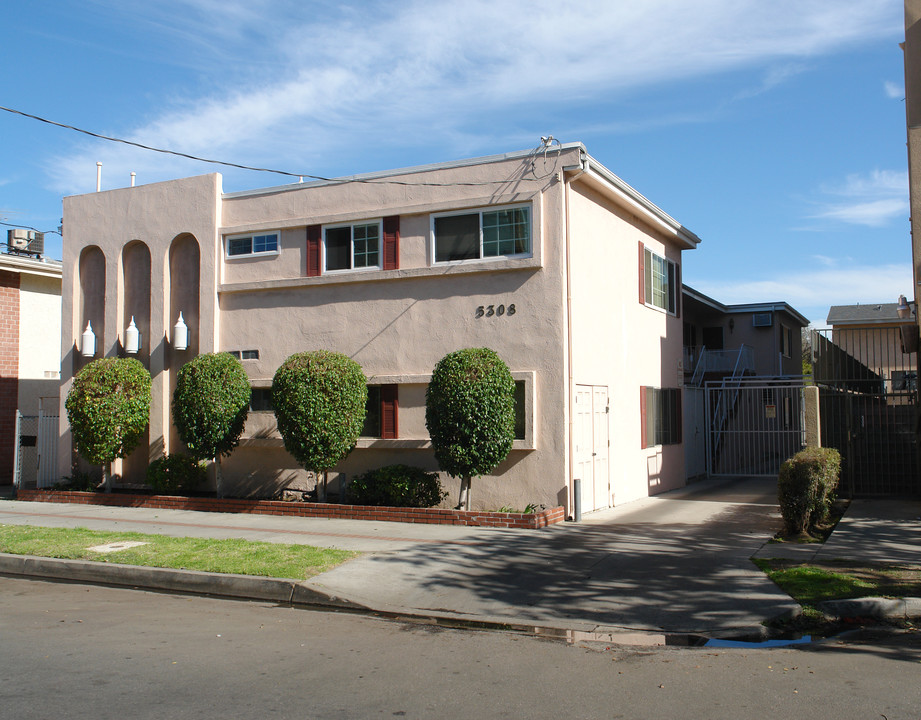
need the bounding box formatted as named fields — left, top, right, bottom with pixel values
left=1, top=476, right=918, bottom=638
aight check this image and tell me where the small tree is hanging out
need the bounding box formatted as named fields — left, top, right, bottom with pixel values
left=425, top=347, right=515, bottom=510
left=172, top=353, right=251, bottom=498
left=65, top=357, right=152, bottom=492
left=272, top=351, right=367, bottom=502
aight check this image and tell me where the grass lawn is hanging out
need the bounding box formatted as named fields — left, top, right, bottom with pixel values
left=0, top=524, right=358, bottom=580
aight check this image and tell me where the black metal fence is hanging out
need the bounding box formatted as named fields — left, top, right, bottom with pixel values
left=813, top=327, right=919, bottom=497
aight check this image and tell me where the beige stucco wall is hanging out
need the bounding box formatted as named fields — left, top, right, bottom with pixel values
left=567, top=181, right=686, bottom=505
left=59, top=173, right=222, bottom=480
left=58, top=146, right=697, bottom=512
left=217, top=151, right=574, bottom=510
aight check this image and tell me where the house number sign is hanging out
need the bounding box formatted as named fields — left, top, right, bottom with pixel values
left=475, top=303, right=516, bottom=319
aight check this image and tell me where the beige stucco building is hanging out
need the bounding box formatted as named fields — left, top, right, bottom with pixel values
left=59, top=143, right=700, bottom=513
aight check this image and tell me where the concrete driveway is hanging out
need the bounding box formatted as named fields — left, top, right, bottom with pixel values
left=309, top=475, right=797, bottom=635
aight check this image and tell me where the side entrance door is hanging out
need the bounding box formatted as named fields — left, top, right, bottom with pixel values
left=574, top=385, right=610, bottom=513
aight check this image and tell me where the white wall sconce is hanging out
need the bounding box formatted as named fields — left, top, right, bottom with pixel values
left=173, top=312, right=189, bottom=351
left=125, top=316, right=141, bottom=354
left=897, top=294, right=911, bottom=320
left=81, top=321, right=96, bottom=357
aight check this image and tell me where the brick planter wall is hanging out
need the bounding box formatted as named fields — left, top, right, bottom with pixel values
left=17, top=489, right=566, bottom=529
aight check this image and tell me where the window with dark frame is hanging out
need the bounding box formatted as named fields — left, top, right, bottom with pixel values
left=642, top=387, right=681, bottom=447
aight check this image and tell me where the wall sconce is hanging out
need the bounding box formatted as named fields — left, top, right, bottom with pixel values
left=81, top=321, right=96, bottom=357
left=125, top=316, right=141, bottom=355
left=896, top=294, right=911, bottom=320
left=728, top=318, right=735, bottom=333
left=173, top=312, right=189, bottom=351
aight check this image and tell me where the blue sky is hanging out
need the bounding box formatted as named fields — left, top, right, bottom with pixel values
left=1, top=0, right=912, bottom=326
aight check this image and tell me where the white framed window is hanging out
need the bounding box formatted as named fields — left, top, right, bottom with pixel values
left=780, top=325, right=793, bottom=358
left=644, top=247, right=677, bottom=314
left=225, top=232, right=279, bottom=258
left=432, top=204, right=531, bottom=264
left=324, top=221, right=381, bottom=272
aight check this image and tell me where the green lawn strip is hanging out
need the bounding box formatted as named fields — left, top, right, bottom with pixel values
left=753, top=557, right=921, bottom=608
left=0, top=525, right=357, bottom=580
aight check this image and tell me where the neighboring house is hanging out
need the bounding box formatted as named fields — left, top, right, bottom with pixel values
left=0, top=249, right=62, bottom=486
left=59, top=143, right=701, bottom=514
left=906, top=1, right=921, bottom=344
left=682, top=286, right=807, bottom=381
left=825, top=302, right=918, bottom=396
left=680, top=286, right=809, bottom=480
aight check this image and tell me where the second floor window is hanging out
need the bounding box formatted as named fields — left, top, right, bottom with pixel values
left=643, top=247, right=677, bottom=315
left=433, top=205, right=531, bottom=263
left=226, top=232, right=278, bottom=258
left=325, top=222, right=381, bottom=272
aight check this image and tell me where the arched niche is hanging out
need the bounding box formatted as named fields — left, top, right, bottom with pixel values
left=119, top=240, right=152, bottom=483
left=77, top=246, right=105, bottom=371
left=119, top=240, right=151, bottom=364
left=167, top=234, right=200, bottom=455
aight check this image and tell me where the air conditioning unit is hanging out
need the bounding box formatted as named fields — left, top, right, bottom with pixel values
left=6, top=229, right=44, bottom=255
left=752, top=312, right=773, bottom=328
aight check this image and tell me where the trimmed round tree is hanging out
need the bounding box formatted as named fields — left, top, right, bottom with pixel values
left=271, top=351, right=367, bottom=502
left=65, top=357, right=152, bottom=492
left=425, top=347, right=515, bottom=510
left=172, top=352, right=251, bottom=498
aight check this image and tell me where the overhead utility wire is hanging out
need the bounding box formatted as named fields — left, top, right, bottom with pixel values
left=0, top=219, right=60, bottom=237
left=0, top=105, right=561, bottom=188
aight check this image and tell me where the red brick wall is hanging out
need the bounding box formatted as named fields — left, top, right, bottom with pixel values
left=18, top=490, right=568, bottom=529
left=0, top=270, right=20, bottom=485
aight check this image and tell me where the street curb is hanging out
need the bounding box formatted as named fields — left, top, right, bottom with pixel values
left=0, top=553, right=368, bottom=611
left=818, top=596, right=921, bottom=620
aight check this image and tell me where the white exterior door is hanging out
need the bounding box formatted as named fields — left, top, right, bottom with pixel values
left=574, top=385, right=610, bottom=513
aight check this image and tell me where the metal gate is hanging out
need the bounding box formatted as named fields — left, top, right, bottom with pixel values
left=13, top=410, right=59, bottom=489
left=705, top=378, right=805, bottom=477
left=813, top=327, right=919, bottom=496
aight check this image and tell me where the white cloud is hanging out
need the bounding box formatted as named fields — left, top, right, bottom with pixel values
left=884, top=80, right=905, bottom=99
left=808, top=170, right=909, bottom=227
left=49, top=0, right=902, bottom=195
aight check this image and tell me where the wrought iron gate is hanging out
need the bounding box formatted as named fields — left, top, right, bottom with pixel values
left=813, top=327, right=919, bottom=496
left=705, top=378, right=806, bottom=477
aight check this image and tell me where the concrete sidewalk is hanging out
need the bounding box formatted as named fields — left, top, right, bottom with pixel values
left=1, top=477, right=918, bottom=638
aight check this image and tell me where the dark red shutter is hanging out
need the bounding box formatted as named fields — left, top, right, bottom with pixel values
left=675, top=261, right=682, bottom=318
left=675, top=389, right=683, bottom=444
left=381, top=384, right=398, bottom=439
left=640, top=386, right=647, bottom=449
left=638, top=241, right=645, bottom=305
left=306, top=225, right=321, bottom=277
left=383, top=216, right=400, bottom=270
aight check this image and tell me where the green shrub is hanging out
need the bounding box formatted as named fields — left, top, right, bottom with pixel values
left=346, top=465, right=447, bottom=508
left=172, top=353, right=251, bottom=497
left=147, top=454, right=207, bottom=495
left=172, top=353, right=251, bottom=461
left=778, top=447, right=841, bottom=535
left=425, top=347, right=515, bottom=510
left=65, top=358, right=151, bottom=489
left=272, top=351, right=367, bottom=501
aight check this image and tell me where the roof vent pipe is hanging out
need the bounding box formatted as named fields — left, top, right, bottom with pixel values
left=131, top=172, right=136, bottom=187
left=96, top=162, right=102, bottom=192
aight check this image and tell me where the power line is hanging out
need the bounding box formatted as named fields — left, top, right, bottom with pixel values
left=0, top=219, right=61, bottom=237
left=1, top=104, right=561, bottom=188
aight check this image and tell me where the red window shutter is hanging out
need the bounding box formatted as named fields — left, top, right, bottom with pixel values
left=640, top=386, right=648, bottom=449
left=306, top=225, right=321, bottom=277
left=381, top=384, right=398, bottom=439
left=674, top=262, right=682, bottom=318
left=383, top=216, right=400, bottom=270
left=638, top=241, right=645, bottom=305
left=675, top=388, right=683, bottom=444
